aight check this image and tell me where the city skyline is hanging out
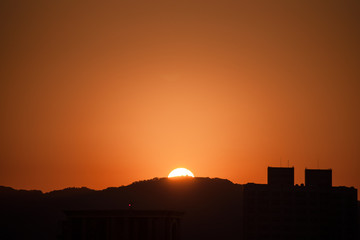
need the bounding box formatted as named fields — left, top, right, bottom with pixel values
left=1, top=166, right=357, bottom=239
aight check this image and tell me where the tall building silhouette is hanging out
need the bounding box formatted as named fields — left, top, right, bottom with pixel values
left=242, top=167, right=357, bottom=240
left=305, top=168, right=332, bottom=187
left=267, top=167, right=294, bottom=186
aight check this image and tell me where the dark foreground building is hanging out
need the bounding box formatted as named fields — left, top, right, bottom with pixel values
left=242, top=167, right=357, bottom=240
left=62, top=210, right=183, bottom=240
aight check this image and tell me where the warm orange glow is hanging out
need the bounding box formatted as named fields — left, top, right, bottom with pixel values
left=168, top=168, right=195, bottom=178
left=0, top=1, right=359, bottom=199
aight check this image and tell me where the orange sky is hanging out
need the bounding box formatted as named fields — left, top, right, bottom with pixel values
left=0, top=1, right=359, bottom=197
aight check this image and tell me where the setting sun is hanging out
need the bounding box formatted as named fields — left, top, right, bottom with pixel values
left=168, top=168, right=195, bottom=178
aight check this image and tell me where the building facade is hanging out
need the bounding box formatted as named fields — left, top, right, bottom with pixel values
left=62, top=210, right=183, bottom=240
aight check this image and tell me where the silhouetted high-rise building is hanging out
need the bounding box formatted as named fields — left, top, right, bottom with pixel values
left=305, top=168, right=332, bottom=187
left=267, top=167, right=294, bottom=186
left=242, top=167, right=357, bottom=240
left=62, top=210, right=183, bottom=240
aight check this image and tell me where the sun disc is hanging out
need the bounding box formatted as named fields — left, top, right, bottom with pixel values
left=168, top=168, right=195, bottom=178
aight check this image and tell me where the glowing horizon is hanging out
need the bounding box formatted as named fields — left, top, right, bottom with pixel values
left=168, top=168, right=195, bottom=178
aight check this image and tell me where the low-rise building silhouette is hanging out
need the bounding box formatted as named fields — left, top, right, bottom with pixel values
left=242, top=167, right=357, bottom=240
left=62, top=210, right=183, bottom=240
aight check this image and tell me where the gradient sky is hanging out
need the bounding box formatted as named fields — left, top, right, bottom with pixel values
left=1, top=1, right=359, bottom=195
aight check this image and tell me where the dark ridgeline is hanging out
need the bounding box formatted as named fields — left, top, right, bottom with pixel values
left=0, top=178, right=243, bottom=240
left=0, top=169, right=358, bottom=240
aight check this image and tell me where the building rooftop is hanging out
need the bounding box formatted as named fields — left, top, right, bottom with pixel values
left=64, top=209, right=184, bottom=218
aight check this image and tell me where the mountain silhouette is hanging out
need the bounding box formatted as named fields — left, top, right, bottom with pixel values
left=0, top=177, right=244, bottom=240
left=1, top=177, right=359, bottom=240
